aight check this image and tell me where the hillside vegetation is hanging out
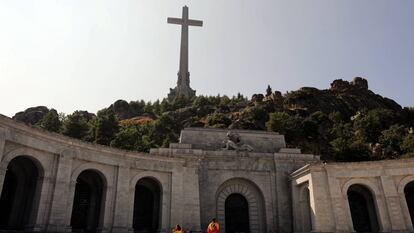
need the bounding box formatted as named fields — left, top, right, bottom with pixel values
left=12, top=78, right=414, bottom=161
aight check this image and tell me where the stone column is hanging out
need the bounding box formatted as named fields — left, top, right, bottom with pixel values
left=46, top=151, right=74, bottom=232
left=111, top=166, right=131, bottom=233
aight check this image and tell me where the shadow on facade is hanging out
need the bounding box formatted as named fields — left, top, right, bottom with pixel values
left=0, top=156, right=43, bottom=231
left=70, top=170, right=106, bottom=233
left=133, top=177, right=161, bottom=233
left=347, top=184, right=379, bottom=233
left=225, top=193, right=250, bottom=233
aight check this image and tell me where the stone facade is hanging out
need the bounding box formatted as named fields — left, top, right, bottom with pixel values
left=291, top=160, right=414, bottom=233
left=0, top=115, right=318, bottom=233
left=2, top=113, right=414, bottom=233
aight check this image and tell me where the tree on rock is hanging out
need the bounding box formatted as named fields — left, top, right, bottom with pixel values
left=94, top=108, right=119, bottom=146
left=62, top=111, right=91, bottom=140
left=37, top=109, right=61, bottom=132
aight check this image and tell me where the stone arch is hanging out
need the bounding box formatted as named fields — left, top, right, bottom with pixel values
left=128, top=171, right=169, bottom=232
left=342, top=178, right=380, bottom=197
left=398, top=175, right=414, bottom=230
left=70, top=168, right=107, bottom=232
left=347, top=184, right=379, bottom=232
left=0, top=154, right=45, bottom=230
left=342, top=179, right=384, bottom=232
left=216, top=178, right=266, bottom=233
left=71, top=163, right=109, bottom=187
left=1, top=147, right=46, bottom=178
left=130, top=172, right=164, bottom=191
left=67, top=163, right=112, bottom=229
left=397, top=175, right=414, bottom=194
left=132, top=177, right=162, bottom=233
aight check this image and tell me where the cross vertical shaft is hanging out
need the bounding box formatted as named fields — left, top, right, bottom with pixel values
left=179, top=6, right=189, bottom=86
left=167, top=6, right=202, bottom=99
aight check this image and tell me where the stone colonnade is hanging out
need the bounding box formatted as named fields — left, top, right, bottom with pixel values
left=0, top=116, right=320, bottom=232
left=291, top=161, right=414, bottom=233
left=0, top=120, right=200, bottom=232
left=0, top=147, right=184, bottom=232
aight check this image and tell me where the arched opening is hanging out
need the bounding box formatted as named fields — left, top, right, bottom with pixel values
left=300, top=186, right=312, bottom=232
left=404, top=181, right=414, bottom=226
left=225, top=193, right=250, bottom=233
left=216, top=178, right=266, bottom=233
left=0, top=156, right=42, bottom=230
left=133, top=177, right=161, bottom=233
left=70, top=170, right=106, bottom=232
left=347, top=184, right=379, bottom=232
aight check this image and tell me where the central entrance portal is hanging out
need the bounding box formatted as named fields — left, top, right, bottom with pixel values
left=133, top=177, right=161, bottom=233
left=225, top=194, right=250, bottom=233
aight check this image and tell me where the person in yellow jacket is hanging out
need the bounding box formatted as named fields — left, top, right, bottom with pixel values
left=172, top=224, right=184, bottom=233
left=207, top=218, right=220, bottom=233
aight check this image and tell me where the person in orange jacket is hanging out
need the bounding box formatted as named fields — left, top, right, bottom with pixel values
left=207, top=218, right=220, bottom=233
left=172, top=224, right=184, bottom=233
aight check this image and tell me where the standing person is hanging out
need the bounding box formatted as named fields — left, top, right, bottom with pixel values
left=173, top=224, right=184, bottom=233
left=207, top=218, right=220, bottom=233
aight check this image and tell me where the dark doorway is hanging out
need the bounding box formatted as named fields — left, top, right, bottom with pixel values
left=70, top=170, right=105, bottom=233
left=404, top=181, right=414, bottom=226
left=0, top=156, right=42, bottom=230
left=225, top=194, right=250, bottom=233
left=347, top=184, right=379, bottom=232
left=133, top=177, right=161, bottom=233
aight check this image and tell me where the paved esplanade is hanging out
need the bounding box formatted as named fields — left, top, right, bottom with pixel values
left=168, top=6, right=202, bottom=99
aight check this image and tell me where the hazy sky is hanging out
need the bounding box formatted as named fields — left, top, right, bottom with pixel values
left=1, top=0, right=413, bottom=117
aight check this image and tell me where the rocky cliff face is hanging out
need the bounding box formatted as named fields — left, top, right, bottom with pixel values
left=281, top=77, right=402, bottom=118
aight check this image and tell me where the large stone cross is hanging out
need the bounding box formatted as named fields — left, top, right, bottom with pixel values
left=168, top=6, right=202, bottom=97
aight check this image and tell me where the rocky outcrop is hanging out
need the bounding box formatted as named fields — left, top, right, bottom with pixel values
left=286, top=77, right=401, bottom=118
left=111, top=99, right=131, bottom=120
left=13, top=106, right=50, bottom=125
left=330, top=77, right=368, bottom=92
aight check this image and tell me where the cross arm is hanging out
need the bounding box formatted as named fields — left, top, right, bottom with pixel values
left=168, top=17, right=183, bottom=25
left=188, top=19, right=203, bottom=27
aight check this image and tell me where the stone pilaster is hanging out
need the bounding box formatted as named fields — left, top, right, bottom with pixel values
left=31, top=175, right=52, bottom=232
left=0, top=127, right=6, bottom=194
left=170, top=165, right=184, bottom=229
left=326, top=175, right=353, bottom=232
left=181, top=164, right=202, bottom=231
left=308, top=170, right=336, bottom=233
left=46, top=150, right=74, bottom=232
left=0, top=127, right=6, bottom=161
left=0, top=165, right=6, bottom=198
left=380, top=176, right=408, bottom=231
left=111, top=166, right=131, bottom=233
